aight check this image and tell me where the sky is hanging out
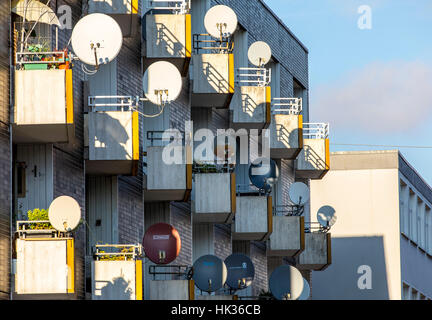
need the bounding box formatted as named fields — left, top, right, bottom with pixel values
left=263, top=0, right=432, bottom=185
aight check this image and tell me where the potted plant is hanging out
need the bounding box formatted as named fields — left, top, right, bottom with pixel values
left=26, top=208, right=53, bottom=230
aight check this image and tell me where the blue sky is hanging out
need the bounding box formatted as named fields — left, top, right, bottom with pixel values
left=263, top=0, right=432, bottom=185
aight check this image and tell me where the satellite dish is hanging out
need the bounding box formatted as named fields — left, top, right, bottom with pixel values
left=298, top=278, right=311, bottom=300
left=269, top=265, right=304, bottom=300
left=71, top=13, right=123, bottom=66
left=249, top=158, right=279, bottom=192
left=143, top=223, right=181, bottom=264
left=193, top=255, right=227, bottom=293
left=204, top=5, right=238, bottom=38
left=143, top=61, right=182, bottom=105
left=317, top=205, right=337, bottom=228
left=288, top=182, right=310, bottom=205
left=248, top=41, right=272, bottom=67
left=224, top=254, right=255, bottom=290
left=48, top=196, right=81, bottom=232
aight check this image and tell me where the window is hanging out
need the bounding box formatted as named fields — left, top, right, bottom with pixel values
left=411, top=288, right=419, bottom=300
left=417, top=198, right=424, bottom=248
left=16, top=162, right=26, bottom=198
left=408, top=189, right=416, bottom=239
left=402, top=283, right=410, bottom=300
left=426, top=206, right=431, bottom=254
left=399, top=180, right=408, bottom=234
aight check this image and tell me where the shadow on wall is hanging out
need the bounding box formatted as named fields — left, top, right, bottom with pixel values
left=89, top=0, right=130, bottom=13
left=276, top=126, right=300, bottom=148
left=241, top=93, right=264, bottom=118
left=155, top=23, right=185, bottom=57
left=93, top=112, right=130, bottom=160
left=312, top=236, right=390, bottom=300
left=303, top=145, right=326, bottom=170
left=99, top=276, right=133, bottom=300
left=202, top=62, right=229, bottom=93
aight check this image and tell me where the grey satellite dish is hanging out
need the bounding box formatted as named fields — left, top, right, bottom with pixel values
left=48, top=196, right=81, bottom=232
left=248, top=41, right=272, bottom=67
left=298, top=278, right=311, bottom=300
left=249, top=158, right=279, bottom=192
left=269, top=265, right=304, bottom=300
left=71, top=13, right=123, bottom=66
left=143, top=61, right=182, bottom=105
left=288, top=182, right=310, bottom=205
left=224, top=254, right=255, bottom=290
left=204, top=5, right=238, bottom=38
left=317, top=205, right=337, bottom=228
left=193, top=255, right=227, bottom=293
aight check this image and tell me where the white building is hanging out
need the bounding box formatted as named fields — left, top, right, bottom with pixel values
left=310, top=150, right=432, bottom=300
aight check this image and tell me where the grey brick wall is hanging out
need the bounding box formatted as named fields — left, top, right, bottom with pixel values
left=214, top=225, right=232, bottom=261
left=170, top=203, right=192, bottom=266
left=250, top=242, right=267, bottom=295
left=0, top=0, right=10, bottom=300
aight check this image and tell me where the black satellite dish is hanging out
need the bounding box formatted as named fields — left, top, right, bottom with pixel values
left=249, top=158, right=279, bottom=192
left=192, top=255, right=227, bottom=293
left=224, top=254, right=255, bottom=291
left=269, top=265, right=304, bottom=300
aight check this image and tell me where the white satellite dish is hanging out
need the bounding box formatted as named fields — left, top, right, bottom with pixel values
left=269, top=265, right=304, bottom=300
left=48, top=196, right=81, bottom=232
left=204, top=5, right=238, bottom=38
left=71, top=13, right=123, bottom=66
left=248, top=41, right=272, bottom=67
left=317, top=205, right=337, bottom=228
left=298, top=278, right=311, bottom=300
left=288, top=182, right=310, bottom=205
left=143, top=61, right=182, bottom=105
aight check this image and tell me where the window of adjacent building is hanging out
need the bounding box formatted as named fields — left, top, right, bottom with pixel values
left=426, top=205, right=431, bottom=254
left=408, top=189, right=416, bottom=240
left=399, top=180, right=408, bottom=234
left=411, top=288, right=419, bottom=300
left=293, top=78, right=308, bottom=121
left=417, top=197, right=424, bottom=248
left=268, top=59, right=280, bottom=99
left=402, top=283, right=410, bottom=300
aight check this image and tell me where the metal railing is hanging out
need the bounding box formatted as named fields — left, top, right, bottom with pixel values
left=193, top=161, right=235, bottom=174
left=146, top=130, right=185, bottom=146
left=236, top=67, right=271, bottom=87
left=16, top=220, right=67, bottom=238
left=16, top=51, right=67, bottom=67
left=272, top=98, right=302, bottom=115
left=236, top=183, right=268, bottom=195
left=273, top=204, right=304, bottom=217
left=93, top=244, right=143, bottom=261
left=148, top=265, right=191, bottom=280
left=303, top=122, right=329, bottom=139
left=88, top=96, right=135, bottom=112
left=193, top=33, right=234, bottom=54
left=146, top=0, right=191, bottom=14
left=304, top=222, right=330, bottom=233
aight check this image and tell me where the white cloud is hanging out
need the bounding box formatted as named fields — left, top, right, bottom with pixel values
left=311, top=61, right=432, bottom=134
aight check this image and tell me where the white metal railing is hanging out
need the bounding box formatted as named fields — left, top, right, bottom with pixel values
left=272, top=98, right=302, bottom=115
left=93, top=244, right=143, bottom=261
left=236, top=67, right=271, bottom=87
left=88, top=96, right=135, bottom=112
left=147, top=0, right=191, bottom=14
left=16, top=51, right=67, bottom=66
left=303, top=122, right=329, bottom=139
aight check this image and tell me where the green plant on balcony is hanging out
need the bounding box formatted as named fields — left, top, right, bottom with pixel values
left=26, top=208, right=53, bottom=230
left=98, top=245, right=134, bottom=261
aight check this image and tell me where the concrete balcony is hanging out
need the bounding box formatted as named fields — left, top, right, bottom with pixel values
left=267, top=213, right=305, bottom=257
left=230, top=68, right=271, bottom=130
left=144, top=145, right=192, bottom=202
left=232, top=189, right=273, bottom=241
left=270, top=98, right=303, bottom=159
left=192, top=52, right=235, bottom=109
left=295, top=123, right=330, bottom=179
left=143, top=13, right=192, bottom=76
left=297, top=232, right=332, bottom=271
left=13, top=69, right=74, bottom=143
left=14, top=232, right=75, bottom=298
left=150, top=280, right=195, bottom=300
left=84, top=99, right=139, bottom=175
left=92, top=245, right=142, bottom=300
left=88, top=0, right=140, bottom=37
left=192, top=171, right=236, bottom=223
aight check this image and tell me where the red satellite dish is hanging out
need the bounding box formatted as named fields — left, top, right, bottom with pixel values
left=143, top=223, right=181, bottom=264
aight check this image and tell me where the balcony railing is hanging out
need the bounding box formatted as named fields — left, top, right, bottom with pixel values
left=303, top=122, right=329, bottom=139
left=146, top=0, right=191, bottom=14
left=147, top=130, right=185, bottom=147
left=88, top=95, right=135, bottom=112
left=193, top=33, right=234, bottom=54
left=236, top=183, right=268, bottom=195
left=93, top=244, right=143, bottom=261
left=304, top=222, right=330, bottom=233
left=236, top=67, right=271, bottom=87
left=273, top=204, right=304, bottom=217
left=271, top=98, right=302, bottom=115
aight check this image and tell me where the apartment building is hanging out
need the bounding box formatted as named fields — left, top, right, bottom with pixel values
left=1, top=0, right=331, bottom=300
left=310, top=150, right=432, bottom=300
